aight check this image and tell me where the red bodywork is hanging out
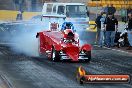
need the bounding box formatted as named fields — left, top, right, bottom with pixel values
left=36, top=30, right=92, bottom=62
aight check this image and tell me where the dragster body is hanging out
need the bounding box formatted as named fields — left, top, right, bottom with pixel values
left=36, top=29, right=92, bottom=62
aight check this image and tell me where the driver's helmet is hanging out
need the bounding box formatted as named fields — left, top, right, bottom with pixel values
left=65, top=22, right=72, bottom=29
left=61, top=22, right=75, bottom=32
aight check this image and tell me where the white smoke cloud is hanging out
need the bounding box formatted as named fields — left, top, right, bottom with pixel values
left=9, top=31, right=39, bottom=57
left=6, top=21, right=46, bottom=57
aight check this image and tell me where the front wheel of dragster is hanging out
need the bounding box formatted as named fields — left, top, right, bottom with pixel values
left=85, top=51, right=91, bottom=62
left=51, top=47, right=60, bottom=62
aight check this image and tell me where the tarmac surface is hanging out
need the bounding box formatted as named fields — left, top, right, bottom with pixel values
left=0, top=22, right=132, bottom=88
left=0, top=44, right=132, bottom=88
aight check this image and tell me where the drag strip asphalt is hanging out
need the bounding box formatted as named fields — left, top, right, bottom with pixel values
left=0, top=45, right=132, bottom=88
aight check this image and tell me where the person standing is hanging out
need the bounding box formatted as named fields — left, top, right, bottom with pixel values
left=103, top=4, right=109, bottom=15
left=120, top=8, right=127, bottom=22
left=103, top=4, right=116, bottom=16
left=108, top=4, right=116, bottom=15
left=99, top=13, right=106, bottom=47
left=95, top=12, right=104, bottom=44
left=104, top=13, right=118, bottom=48
left=127, top=7, right=132, bottom=16
left=127, top=13, right=132, bottom=50
left=14, top=0, right=24, bottom=20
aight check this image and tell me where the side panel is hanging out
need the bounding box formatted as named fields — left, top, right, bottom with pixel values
left=39, top=32, right=52, bottom=54
left=44, top=34, right=52, bottom=51
left=39, top=32, right=46, bottom=53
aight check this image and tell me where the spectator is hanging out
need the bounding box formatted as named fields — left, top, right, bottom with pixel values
left=13, top=0, right=24, bottom=12
left=109, top=4, right=116, bottom=15
left=120, top=8, right=127, bottom=22
left=16, top=11, right=23, bottom=20
left=99, top=13, right=106, bottom=47
left=126, top=13, right=132, bottom=50
left=95, top=12, right=104, bottom=44
left=104, top=13, right=118, bottom=48
left=127, top=7, right=132, bottom=16
left=103, top=4, right=109, bottom=15
left=104, top=4, right=116, bottom=15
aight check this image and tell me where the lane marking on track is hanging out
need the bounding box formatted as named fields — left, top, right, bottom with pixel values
left=93, top=45, right=132, bottom=55
left=0, top=74, right=14, bottom=88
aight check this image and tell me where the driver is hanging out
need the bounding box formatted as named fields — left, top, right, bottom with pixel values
left=61, top=22, right=79, bottom=44
left=61, top=22, right=75, bottom=32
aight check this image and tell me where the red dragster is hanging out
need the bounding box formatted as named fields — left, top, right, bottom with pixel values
left=36, top=29, right=92, bottom=62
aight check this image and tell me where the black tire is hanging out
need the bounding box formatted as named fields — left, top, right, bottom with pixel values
left=85, top=51, right=91, bottom=62
left=51, top=47, right=60, bottom=62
